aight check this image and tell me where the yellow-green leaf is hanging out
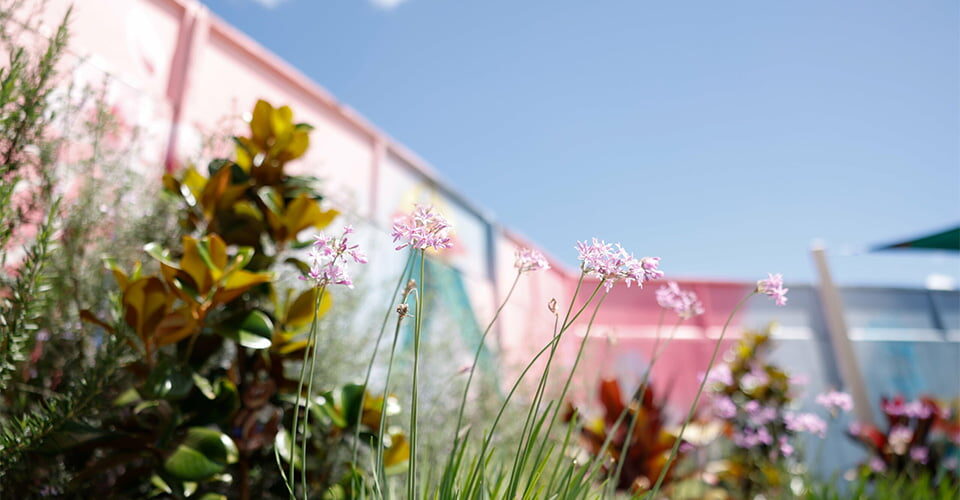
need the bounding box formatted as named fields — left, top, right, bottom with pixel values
left=285, top=288, right=333, bottom=328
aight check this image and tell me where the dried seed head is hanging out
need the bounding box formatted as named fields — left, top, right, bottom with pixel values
left=396, top=303, right=409, bottom=316
left=548, top=298, right=558, bottom=315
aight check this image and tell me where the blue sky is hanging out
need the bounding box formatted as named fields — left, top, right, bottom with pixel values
left=203, top=0, right=958, bottom=287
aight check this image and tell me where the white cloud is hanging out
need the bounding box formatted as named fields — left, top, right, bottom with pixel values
left=369, top=0, right=409, bottom=10
left=249, top=0, right=288, bottom=8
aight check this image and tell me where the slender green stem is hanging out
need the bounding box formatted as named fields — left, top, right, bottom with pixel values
left=452, top=270, right=523, bottom=445
left=609, top=313, right=681, bottom=494
left=469, top=279, right=604, bottom=495
left=300, top=286, right=328, bottom=496
left=351, top=251, right=415, bottom=467
left=285, top=285, right=324, bottom=498
left=407, top=250, right=426, bottom=500
left=509, top=279, right=600, bottom=497
left=439, top=270, right=523, bottom=496
left=375, top=288, right=414, bottom=498
left=517, top=292, right=607, bottom=497
left=562, top=272, right=585, bottom=328
left=646, top=291, right=756, bottom=499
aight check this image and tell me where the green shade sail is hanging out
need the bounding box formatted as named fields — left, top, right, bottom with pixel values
left=873, top=225, right=960, bottom=252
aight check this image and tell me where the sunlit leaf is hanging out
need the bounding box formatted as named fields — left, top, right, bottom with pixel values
left=285, top=288, right=333, bottom=328
left=274, top=429, right=302, bottom=470
left=155, top=307, right=198, bottom=346
left=221, top=310, right=273, bottom=349
left=250, top=100, right=273, bottom=145
left=212, top=269, right=272, bottom=305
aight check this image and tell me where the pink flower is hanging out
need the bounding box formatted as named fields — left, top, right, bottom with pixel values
left=640, top=257, right=665, bottom=281
left=733, top=427, right=772, bottom=448
left=816, top=390, right=854, bottom=414
left=910, top=446, right=929, bottom=464
left=904, top=400, right=934, bottom=419
left=575, top=238, right=661, bottom=292
left=888, top=425, right=913, bottom=455
left=712, top=396, right=738, bottom=419
left=757, top=273, right=788, bottom=306
left=784, top=412, right=827, bottom=438
left=391, top=204, right=453, bottom=251
left=702, top=364, right=733, bottom=387
left=744, top=400, right=778, bottom=426
left=779, top=436, right=794, bottom=457
left=741, top=366, right=770, bottom=390
left=756, top=426, right=773, bottom=445
left=302, top=225, right=367, bottom=288
left=869, top=456, right=887, bottom=473
left=515, top=247, right=550, bottom=273
left=656, top=282, right=704, bottom=319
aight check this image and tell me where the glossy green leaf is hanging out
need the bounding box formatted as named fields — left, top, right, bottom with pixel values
left=340, top=384, right=366, bottom=428
left=164, top=427, right=238, bottom=481
left=221, top=310, right=274, bottom=349
left=144, top=360, right=194, bottom=400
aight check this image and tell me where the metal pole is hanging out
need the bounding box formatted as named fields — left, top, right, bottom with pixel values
left=811, top=244, right=874, bottom=424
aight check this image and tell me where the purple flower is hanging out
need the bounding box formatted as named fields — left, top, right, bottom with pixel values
left=869, top=456, right=887, bottom=473
left=712, top=396, right=738, bottom=419
left=904, top=400, right=934, bottom=419
left=756, top=426, right=773, bottom=445
left=784, top=412, right=827, bottom=438
left=779, top=436, right=794, bottom=457
left=757, top=273, right=789, bottom=306
left=391, top=204, right=453, bottom=251
left=640, top=257, right=665, bottom=281
left=515, top=247, right=550, bottom=273
left=816, top=390, right=854, bottom=414
left=302, top=225, right=367, bottom=288
left=741, top=366, right=770, bottom=390
left=910, top=446, right=929, bottom=464
left=702, top=364, right=733, bottom=387
left=745, top=400, right=778, bottom=426
left=733, top=427, right=773, bottom=448
left=656, top=282, right=705, bottom=319
left=575, top=238, right=661, bottom=292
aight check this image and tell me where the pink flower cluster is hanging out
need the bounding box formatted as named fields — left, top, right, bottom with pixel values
left=702, top=364, right=734, bottom=387
left=656, top=281, right=704, bottom=319
left=887, top=425, right=913, bottom=455
left=744, top=400, right=778, bottom=426
left=784, top=411, right=827, bottom=437
left=514, top=247, right=550, bottom=273
left=740, top=366, right=770, bottom=390
left=711, top=395, right=737, bottom=419
left=779, top=436, right=794, bottom=457
left=391, top=204, right=453, bottom=251
left=575, top=238, right=663, bottom=292
left=816, top=390, right=854, bottom=414
left=733, top=427, right=773, bottom=448
left=910, top=445, right=929, bottom=464
left=756, top=273, right=789, bottom=306
left=882, top=398, right=938, bottom=419
left=302, top=225, right=367, bottom=288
